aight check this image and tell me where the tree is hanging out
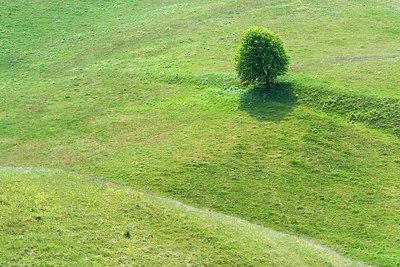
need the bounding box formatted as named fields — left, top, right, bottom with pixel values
left=235, top=27, right=289, bottom=93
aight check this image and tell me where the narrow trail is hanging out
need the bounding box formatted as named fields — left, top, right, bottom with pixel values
left=0, top=165, right=368, bottom=266
left=335, top=54, right=400, bottom=61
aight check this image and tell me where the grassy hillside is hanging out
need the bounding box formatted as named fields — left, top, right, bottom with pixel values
left=0, top=168, right=363, bottom=266
left=2, top=0, right=399, bottom=97
left=1, top=0, right=399, bottom=266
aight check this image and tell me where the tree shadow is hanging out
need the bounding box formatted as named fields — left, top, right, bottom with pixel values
left=239, top=82, right=297, bottom=122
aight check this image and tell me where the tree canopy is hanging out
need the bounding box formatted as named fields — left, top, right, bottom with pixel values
left=235, top=27, right=289, bottom=91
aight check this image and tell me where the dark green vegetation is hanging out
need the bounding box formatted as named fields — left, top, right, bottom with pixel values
left=236, top=27, right=289, bottom=90
left=1, top=0, right=399, bottom=266
left=0, top=169, right=363, bottom=266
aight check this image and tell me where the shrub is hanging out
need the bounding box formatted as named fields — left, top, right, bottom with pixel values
left=235, top=27, right=289, bottom=92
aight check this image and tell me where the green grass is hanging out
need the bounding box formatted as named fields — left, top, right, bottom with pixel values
left=1, top=0, right=399, bottom=98
left=1, top=0, right=399, bottom=266
left=0, top=169, right=363, bottom=266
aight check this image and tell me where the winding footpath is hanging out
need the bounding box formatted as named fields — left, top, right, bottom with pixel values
left=0, top=165, right=368, bottom=266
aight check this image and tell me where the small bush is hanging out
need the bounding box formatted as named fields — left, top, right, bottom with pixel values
left=235, top=27, right=289, bottom=92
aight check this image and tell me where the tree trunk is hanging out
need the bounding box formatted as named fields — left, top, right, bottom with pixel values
left=263, top=83, right=268, bottom=94
left=264, top=76, right=270, bottom=94
left=262, top=68, right=270, bottom=95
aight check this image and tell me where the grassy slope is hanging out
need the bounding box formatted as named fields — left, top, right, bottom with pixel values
left=2, top=0, right=399, bottom=97
left=0, top=169, right=362, bottom=266
left=1, top=0, right=399, bottom=265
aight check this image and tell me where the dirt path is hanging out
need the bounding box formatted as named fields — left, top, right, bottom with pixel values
left=0, top=165, right=368, bottom=266
left=335, top=54, right=400, bottom=61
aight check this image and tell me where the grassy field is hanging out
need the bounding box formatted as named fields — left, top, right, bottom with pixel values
left=1, top=0, right=399, bottom=266
left=0, top=168, right=365, bottom=266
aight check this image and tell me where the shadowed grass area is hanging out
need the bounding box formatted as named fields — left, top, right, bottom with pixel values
left=289, top=76, right=400, bottom=137
left=239, top=83, right=297, bottom=122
